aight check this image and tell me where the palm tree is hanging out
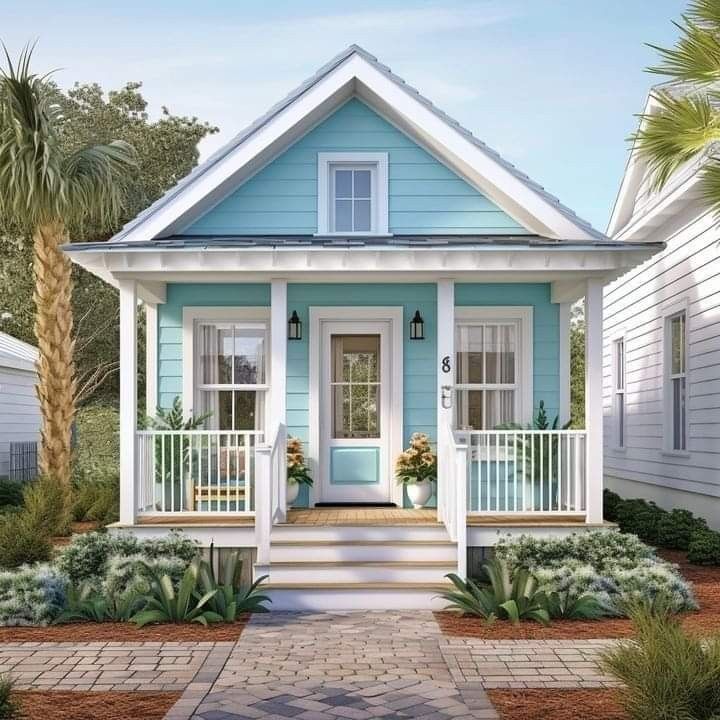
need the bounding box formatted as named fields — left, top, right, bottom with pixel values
left=632, top=0, right=720, bottom=210
left=0, top=45, right=137, bottom=485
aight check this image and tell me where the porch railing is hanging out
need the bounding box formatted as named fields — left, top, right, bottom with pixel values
left=135, top=430, right=263, bottom=515
left=465, top=430, right=587, bottom=514
left=438, top=422, right=468, bottom=576
left=255, top=422, right=287, bottom=570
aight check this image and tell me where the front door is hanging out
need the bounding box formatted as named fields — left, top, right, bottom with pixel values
left=319, top=321, right=391, bottom=503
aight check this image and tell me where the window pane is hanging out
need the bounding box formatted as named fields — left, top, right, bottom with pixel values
left=200, top=325, right=233, bottom=384
left=332, top=335, right=380, bottom=382
left=673, top=377, right=686, bottom=450
left=485, top=389, right=515, bottom=428
left=335, top=169, right=352, bottom=198
left=618, top=394, right=625, bottom=447
left=332, top=385, right=380, bottom=438
left=353, top=199, right=371, bottom=232
left=216, top=390, right=233, bottom=430
left=233, top=329, right=265, bottom=384
left=616, top=340, right=624, bottom=390
left=456, top=389, right=483, bottom=430
left=456, top=326, right=484, bottom=383
left=353, top=169, right=371, bottom=198
left=485, top=325, right=516, bottom=384
left=671, top=314, right=685, bottom=375
left=234, top=390, right=261, bottom=430
left=335, top=199, right=352, bottom=231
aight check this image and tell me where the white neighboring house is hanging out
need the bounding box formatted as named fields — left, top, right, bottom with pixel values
left=0, top=331, right=40, bottom=479
left=605, top=88, right=720, bottom=529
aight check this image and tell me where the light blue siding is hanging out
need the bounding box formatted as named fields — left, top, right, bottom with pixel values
left=454, top=283, right=560, bottom=420
left=183, top=98, right=528, bottom=236
left=156, top=284, right=270, bottom=410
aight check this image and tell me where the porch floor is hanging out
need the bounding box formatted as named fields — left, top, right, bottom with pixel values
left=136, top=515, right=255, bottom=526
left=285, top=507, right=439, bottom=525
left=466, top=514, right=591, bottom=526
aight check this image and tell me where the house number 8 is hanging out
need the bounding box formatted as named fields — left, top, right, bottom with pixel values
left=441, top=356, right=451, bottom=373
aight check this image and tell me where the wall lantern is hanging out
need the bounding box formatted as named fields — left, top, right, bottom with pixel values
left=409, top=310, right=425, bottom=340
left=288, top=310, right=302, bottom=341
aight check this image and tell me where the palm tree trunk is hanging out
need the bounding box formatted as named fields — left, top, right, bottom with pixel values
left=33, top=220, right=77, bottom=485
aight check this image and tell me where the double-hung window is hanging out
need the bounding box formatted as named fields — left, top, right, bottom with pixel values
left=454, top=308, right=532, bottom=430
left=614, top=338, right=626, bottom=448
left=317, top=153, right=389, bottom=235
left=666, top=310, right=687, bottom=451
left=191, top=316, right=269, bottom=432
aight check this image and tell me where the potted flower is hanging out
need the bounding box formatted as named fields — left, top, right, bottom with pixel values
left=287, top=437, right=313, bottom=506
left=395, top=433, right=437, bottom=508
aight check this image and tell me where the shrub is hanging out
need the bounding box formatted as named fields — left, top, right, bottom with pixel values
left=0, top=512, right=53, bottom=569
left=71, top=476, right=119, bottom=525
left=600, top=606, right=720, bottom=720
left=495, top=531, right=695, bottom=616
left=687, top=528, right=720, bottom=566
left=103, top=553, right=190, bottom=601
left=0, top=674, right=16, bottom=719
left=22, top=475, right=72, bottom=537
left=56, top=530, right=198, bottom=586
left=615, top=498, right=667, bottom=544
left=0, top=480, right=23, bottom=511
left=656, top=509, right=707, bottom=551
left=54, top=583, right=141, bottom=624
left=0, top=564, right=66, bottom=626
left=602, top=488, right=622, bottom=521
left=72, top=405, right=119, bottom=485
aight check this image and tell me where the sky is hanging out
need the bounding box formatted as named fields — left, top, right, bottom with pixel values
left=2, top=0, right=685, bottom=232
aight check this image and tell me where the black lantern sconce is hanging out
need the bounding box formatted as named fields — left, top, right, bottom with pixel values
left=288, top=310, right=302, bottom=341
left=409, top=310, right=425, bottom=340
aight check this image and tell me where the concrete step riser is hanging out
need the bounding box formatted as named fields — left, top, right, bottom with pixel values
left=269, top=544, right=457, bottom=563
left=270, top=526, right=449, bottom=542
left=268, top=565, right=454, bottom=584
left=265, top=588, right=448, bottom=611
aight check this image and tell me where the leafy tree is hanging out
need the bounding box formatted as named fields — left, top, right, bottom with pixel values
left=632, top=0, right=720, bottom=212
left=0, top=70, right=218, bottom=407
left=0, top=46, right=137, bottom=485
left=570, top=303, right=585, bottom=428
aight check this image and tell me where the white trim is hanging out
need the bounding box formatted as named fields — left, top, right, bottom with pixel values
left=612, top=335, right=626, bottom=451
left=317, top=152, right=389, bottom=236
left=585, top=278, right=604, bottom=523
left=145, top=303, right=157, bottom=417
left=308, top=306, right=404, bottom=507
left=454, top=306, right=534, bottom=425
left=181, top=307, right=271, bottom=430
left=102, top=51, right=599, bottom=244
left=558, top=303, right=570, bottom=426
left=662, top=297, right=690, bottom=454
left=270, top=280, right=287, bottom=430
left=119, top=279, right=138, bottom=525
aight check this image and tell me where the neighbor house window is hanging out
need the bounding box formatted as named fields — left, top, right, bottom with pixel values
left=317, top=153, right=389, bottom=235
left=666, top=310, right=687, bottom=451
left=194, top=321, right=268, bottom=432
left=454, top=308, right=532, bottom=430
left=614, top=338, right=625, bottom=448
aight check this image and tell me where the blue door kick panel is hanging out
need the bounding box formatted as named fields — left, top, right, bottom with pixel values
left=330, top=447, right=380, bottom=485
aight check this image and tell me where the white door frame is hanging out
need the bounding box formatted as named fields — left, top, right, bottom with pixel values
left=309, top=307, right=404, bottom=506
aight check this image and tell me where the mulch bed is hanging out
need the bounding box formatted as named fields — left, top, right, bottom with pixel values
left=0, top=617, right=248, bottom=643
left=488, top=689, right=627, bottom=720
left=51, top=521, right=101, bottom=548
left=435, top=550, right=720, bottom=640
left=13, top=690, right=181, bottom=720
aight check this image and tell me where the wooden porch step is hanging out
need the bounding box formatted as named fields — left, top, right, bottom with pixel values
left=265, top=560, right=454, bottom=568
left=265, top=582, right=452, bottom=590
left=270, top=539, right=455, bottom=546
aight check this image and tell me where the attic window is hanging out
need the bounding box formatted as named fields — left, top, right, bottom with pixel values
left=317, top=152, right=389, bottom=236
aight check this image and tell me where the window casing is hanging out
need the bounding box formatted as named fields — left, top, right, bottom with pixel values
left=454, top=308, right=532, bottom=430
left=317, top=153, right=389, bottom=235
left=666, top=311, right=687, bottom=451
left=189, top=317, right=269, bottom=433
left=614, top=338, right=625, bottom=448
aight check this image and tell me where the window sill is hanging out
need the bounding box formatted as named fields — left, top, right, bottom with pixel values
left=661, top=450, right=691, bottom=459
left=313, top=232, right=393, bottom=238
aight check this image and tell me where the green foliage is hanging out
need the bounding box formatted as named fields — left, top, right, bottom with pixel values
left=56, top=529, right=198, bottom=585
left=602, top=489, right=623, bottom=522
left=600, top=604, right=720, bottom=720
left=54, top=582, right=140, bottom=624
left=495, top=531, right=695, bottom=616
left=441, top=559, right=550, bottom=625
left=130, top=559, right=223, bottom=627
left=546, top=590, right=605, bottom=620
left=0, top=480, right=23, bottom=511
left=72, top=404, right=119, bottom=484
left=570, top=310, right=585, bottom=428
left=0, top=564, right=66, bottom=626
left=615, top=498, right=667, bottom=545
left=22, top=475, right=72, bottom=537
left=395, top=433, right=437, bottom=485
left=197, top=550, right=271, bottom=619
left=145, top=396, right=211, bottom=431
left=656, top=509, right=708, bottom=551
left=687, top=528, right=720, bottom=566
left=287, top=437, right=313, bottom=487
left=0, top=674, right=17, bottom=719
left=72, top=477, right=119, bottom=525
left=0, top=73, right=217, bottom=405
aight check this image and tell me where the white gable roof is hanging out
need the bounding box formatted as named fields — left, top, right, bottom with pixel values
left=0, top=331, right=38, bottom=373
left=110, top=45, right=604, bottom=244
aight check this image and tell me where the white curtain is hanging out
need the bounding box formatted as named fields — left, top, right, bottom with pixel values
left=198, top=324, right=220, bottom=429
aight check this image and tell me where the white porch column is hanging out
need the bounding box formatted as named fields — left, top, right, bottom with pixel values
left=119, top=279, right=138, bottom=525
left=585, top=279, right=604, bottom=523
left=270, top=279, right=288, bottom=430
left=144, top=302, right=157, bottom=417
left=437, top=280, right=455, bottom=523
left=558, top=302, right=571, bottom=426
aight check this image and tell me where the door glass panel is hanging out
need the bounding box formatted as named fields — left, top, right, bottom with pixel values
left=331, top=334, right=380, bottom=438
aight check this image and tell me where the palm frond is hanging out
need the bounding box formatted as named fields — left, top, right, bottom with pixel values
left=698, top=157, right=720, bottom=214
left=631, top=91, right=720, bottom=190
left=687, top=0, right=720, bottom=28
left=648, top=17, right=720, bottom=83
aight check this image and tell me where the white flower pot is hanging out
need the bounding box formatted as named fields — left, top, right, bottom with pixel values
left=286, top=481, right=300, bottom=506
left=406, top=479, right=433, bottom=509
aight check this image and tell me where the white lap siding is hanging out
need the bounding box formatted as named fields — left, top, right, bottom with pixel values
left=0, top=366, right=40, bottom=477
left=603, top=204, right=720, bottom=526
